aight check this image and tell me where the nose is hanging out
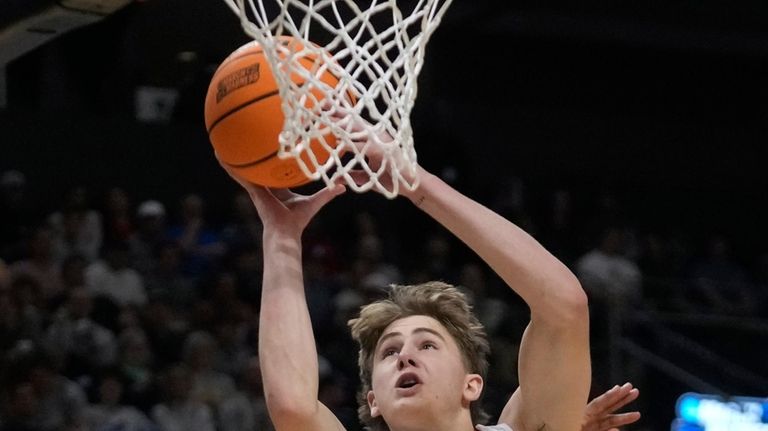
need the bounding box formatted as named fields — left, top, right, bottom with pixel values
left=397, top=351, right=417, bottom=370
left=397, top=358, right=416, bottom=370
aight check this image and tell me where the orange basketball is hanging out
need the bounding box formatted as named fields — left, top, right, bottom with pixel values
left=204, top=37, right=341, bottom=188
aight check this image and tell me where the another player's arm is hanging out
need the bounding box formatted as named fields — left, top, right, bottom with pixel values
left=402, top=169, right=590, bottom=431
left=224, top=169, right=347, bottom=431
left=504, top=383, right=641, bottom=431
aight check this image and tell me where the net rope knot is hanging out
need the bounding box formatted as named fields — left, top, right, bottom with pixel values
left=222, top=0, right=453, bottom=198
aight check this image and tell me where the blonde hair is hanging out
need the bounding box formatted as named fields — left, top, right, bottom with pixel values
left=348, top=281, right=491, bottom=430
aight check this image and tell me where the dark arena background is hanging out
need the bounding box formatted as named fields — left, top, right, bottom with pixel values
left=1, top=1, right=767, bottom=430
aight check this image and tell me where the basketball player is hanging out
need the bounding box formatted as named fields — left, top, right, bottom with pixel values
left=220, top=141, right=640, bottom=430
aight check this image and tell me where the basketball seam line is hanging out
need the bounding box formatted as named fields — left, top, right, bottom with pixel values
left=224, top=150, right=280, bottom=168
left=206, top=89, right=281, bottom=134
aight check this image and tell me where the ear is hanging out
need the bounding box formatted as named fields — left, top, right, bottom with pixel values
left=367, top=390, right=381, bottom=418
left=463, top=374, right=484, bottom=403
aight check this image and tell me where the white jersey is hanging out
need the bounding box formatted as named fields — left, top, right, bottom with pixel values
left=476, top=424, right=513, bottom=431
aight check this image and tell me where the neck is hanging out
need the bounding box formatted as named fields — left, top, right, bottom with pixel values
left=388, top=414, right=474, bottom=431
left=390, top=425, right=475, bottom=431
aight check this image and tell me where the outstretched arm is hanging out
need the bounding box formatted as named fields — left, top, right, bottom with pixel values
left=332, top=108, right=591, bottom=430
left=401, top=168, right=591, bottom=431
left=223, top=166, right=347, bottom=431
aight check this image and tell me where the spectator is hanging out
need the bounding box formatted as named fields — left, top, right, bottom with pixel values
left=541, top=188, right=579, bottom=263
left=10, top=346, right=88, bottom=431
left=151, top=364, right=215, bottom=431
left=575, top=225, right=642, bottom=389
left=141, top=300, right=190, bottom=367
left=10, top=226, right=64, bottom=303
left=228, top=243, right=263, bottom=306
left=217, top=357, right=274, bottom=431
left=166, top=194, right=226, bottom=280
left=85, top=241, right=147, bottom=308
left=318, top=371, right=358, bottom=430
left=199, top=272, right=251, bottom=324
left=0, top=381, right=39, bottom=431
left=52, top=254, right=89, bottom=311
left=211, top=317, right=254, bottom=379
left=7, top=275, right=46, bottom=345
left=43, top=287, right=117, bottom=378
left=143, top=240, right=197, bottom=310
left=181, top=330, right=236, bottom=409
left=685, top=234, right=756, bottom=315
left=457, top=261, right=520, bottom=415
left=575, top=226, right=642, bottom=307
left=220, top=190, right=263, bottom=252
left=83, top=368, right=155, bottom=431
left=457, top=262, right=514, bottom=337
left=129, top=200, right=169, bottom=277
left=48, top=186, right=103, bottom=263
left=116, top=327, right=157, bottom=411
left=101, top=187, right=135, bottom=245
left=349, top=233, right=401, bottom=300
left=421, top=231, right=456, bottom=281
left=304, top=242, right=345, bottom=345
left=637, top=233, right=688, bottom=311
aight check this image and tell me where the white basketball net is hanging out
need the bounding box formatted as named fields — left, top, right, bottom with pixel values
left=221, top=0, right=453, bottom=198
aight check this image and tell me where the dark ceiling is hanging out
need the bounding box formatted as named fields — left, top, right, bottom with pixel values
left=4, top=1, right=768, bottom=117
left=1, top=0, right=767, bottom=225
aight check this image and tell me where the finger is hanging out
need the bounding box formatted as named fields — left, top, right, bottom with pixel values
left=606, top=388, right=640, bottom=413
left=601, top=411, right=642, bottom=429
left=619, top=382, right=635, bottom=392
left=324, top=104, right=360, bottom=130
left=348, top=170, right=371, bottom=187
left=598, top=383, right=638, bottom=413
left=325, top=102, right=350, bottom=119
left=587, top=385, right=622, bottom=412
left=320, top=99, right=334, bottom=112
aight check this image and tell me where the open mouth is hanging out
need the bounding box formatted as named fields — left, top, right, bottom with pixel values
left=396, top=372, right=422, bottom=389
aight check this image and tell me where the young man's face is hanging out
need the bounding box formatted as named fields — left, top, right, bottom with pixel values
left=367, top=315, right=483, bottom=428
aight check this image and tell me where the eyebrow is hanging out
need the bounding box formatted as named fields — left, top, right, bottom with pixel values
left=376, top=327, right=447, bottom=350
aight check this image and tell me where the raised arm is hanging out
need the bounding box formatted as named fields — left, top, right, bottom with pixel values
left=223, top=166, right=347, bottom=431
left=329, top=105, right=591, bottom=429
left=401, top=168, right=591, bottom=431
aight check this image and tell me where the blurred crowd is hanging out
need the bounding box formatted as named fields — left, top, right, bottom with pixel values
left=1, top=168, right=766, bottom=431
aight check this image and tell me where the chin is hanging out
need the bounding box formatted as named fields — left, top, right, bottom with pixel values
left=383, top=412, right=433, bottom=431
left=385, top=399, right=438, bottom=425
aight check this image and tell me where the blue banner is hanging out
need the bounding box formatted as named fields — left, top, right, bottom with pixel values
left=673, top=393, right=768, bottom=431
